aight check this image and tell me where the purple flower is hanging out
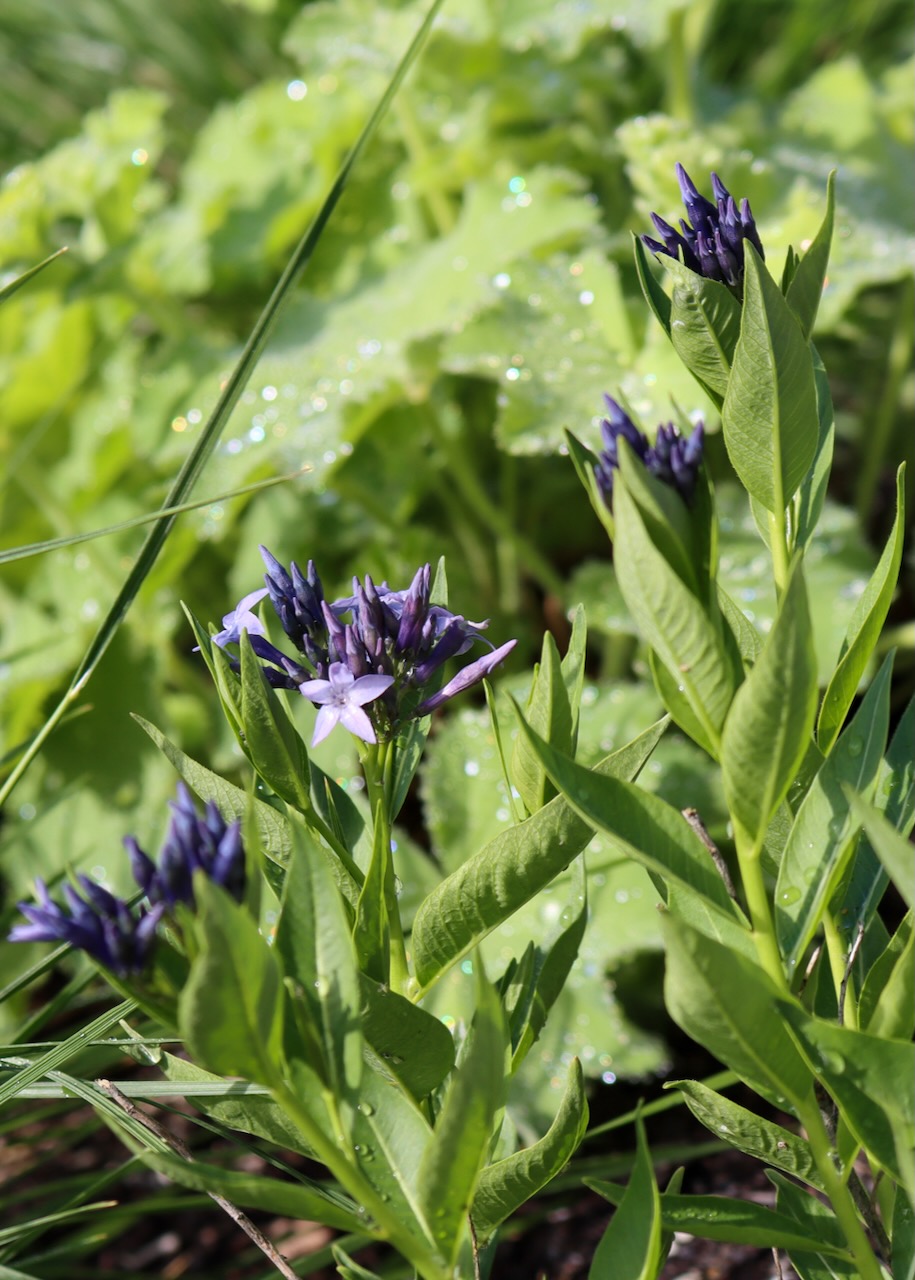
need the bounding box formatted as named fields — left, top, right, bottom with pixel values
left=8, top=876, right=163, bottom=976
left=211, top=588, right=269, bottom=647
left=298, top=663, right=395, bottom=746
left=416, top=640, right=518, bottom=714
left=643, top=164, right=764, bottom=290
left=124, top=782, right=247, bottom=909
left=595, top=396, right=704, bottom=508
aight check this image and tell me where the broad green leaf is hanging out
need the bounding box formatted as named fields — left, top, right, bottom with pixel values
left=360, top=978, right=455, bottom=1100
left=846, top=793, right=915, bottom=912
left=161, top=1052, right=316, bottom=1158
left=588, top=1117, right=663, bottom=1280
left=859, top=912, right=914, bottom=1041
left=510, top=714, right=738, bottom=916
left=471, top=1058, right=588, bottom=1243
left=417, top=971, right=507, bottom=1266
left=722, top=244, right=818, bottom=513
left=721, top=558, right=817, bottom=847
left=662, top=916, right=812, bottom=1110
left=632, top=233, right=672, bottom=339
left=665, top=882, right=754, bottom=958
left=668, top=1080, right=822, bottom=1189
left=179, top=880, right=283, bottom=1086
left=411, top=717, right=668, bottom=991
left=817, top=465, right=905, bottom=754
left=776, top=654, right=893, bottom=966
left=511, top=631, right=573, bottom=814
left=275, top=824, right=364, bottom=1099
left=785, top=171, right=836, bottom=340
left=717, top=586, right=763, bottom=666
left=613, top=466, right=736, bottom=748
left=658, top=255, right=742, bottom=398
left=239, top=633, right=311, bottom=811
left=795, top=347, right=836, bottom=549
left=648, top=648, right=719, bottom=758
left=778, top=1003, right=915, bottom=1192
left=769, top=1172, right=860, bottom=1280
left=587, top=1183, right=852, bottom=1257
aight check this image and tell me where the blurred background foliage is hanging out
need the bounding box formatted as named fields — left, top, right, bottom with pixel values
left=1, top=0, right=913, bottom=1134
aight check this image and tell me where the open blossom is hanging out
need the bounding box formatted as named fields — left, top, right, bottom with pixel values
left=595, top=395, right=704, bottom=509
left=211, top=588, right=269, bottom=646
left=9, top=785, right=246, bottom=975
left=208, top=551, right=516, bottom=744
left=298, top=664, right=395, bottom=746
left=643, top=163, right=764, bottom=290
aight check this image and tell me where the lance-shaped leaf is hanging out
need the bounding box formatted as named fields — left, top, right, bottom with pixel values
left=858, top=912, right=914, bottom=1041
left=778, top=1002, right=915, bottom=1193
left=785, top=171, right=836, bottom=341
left=360, top=978, right=455, bottom=1100
left=411, top=717, right=668, bottom=991
left=794, top=345, right=836, bottom=549
left=588, top=1116, right=663, bottom=1280
left=353, top=808, right=390, bottom=985
left=817, top=465, right=905, bottom=754
left=776, top=653, right=893, bottom=967
left=662, top=916, right=812, bottom=1111
left=239, top=633, right=311, bottom=812
left=588, top=1183, right=853, bottom=1258
left=722, top=244, right=818, bottom=513
left=668, top=1080, right=822, bottom=1189
left=721, top=557, right=817, bottom=848
left=613, top=464, right=736, bottom=750
left=472, top=1058, right=588, bottom=1243
left=274, top=824, right=364, bottom=1099
left=633, top=233, right=672, bottom=340
left=561, top=605, right=587, bottom=755
left=770, top=1172, right=860, bottom=1280
left=658, top=254, right=742, bottom=400
left=511, top=630, right=574, bottom=815
left=417, top=970, right=507, bottom=1265
left=845, top=793, right=915, bottom=912
left=511, top=714, right=739, bottom=917
left=179, top=879, right=284, bottom=1087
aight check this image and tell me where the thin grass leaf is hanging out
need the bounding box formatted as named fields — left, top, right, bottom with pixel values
left=0, top=468, right=310, bottom=566
left=0, top=248, right=68, bottom=304
left=0, top=0, right=448, bottom=809
left=0, top=1001, right=136, bottom=1107
left=0, top=1202, right=117, bottom=1248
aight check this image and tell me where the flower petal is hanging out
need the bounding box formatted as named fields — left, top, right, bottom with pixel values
left=311, top=704, right=342, bottom=746
left=339, top=704, right=377, bottom=743
left=348, top=674, right=395, bottom=706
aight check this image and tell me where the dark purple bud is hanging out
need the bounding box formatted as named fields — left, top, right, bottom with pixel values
left=594, top=397, right=705, bottom=509
left=416, top=640, right=517, bottom=715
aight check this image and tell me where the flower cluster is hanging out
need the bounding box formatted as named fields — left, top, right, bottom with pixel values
left=595, top=395, right=704, bottom=509
left=212, top=549, right=517, bottom=747
left=643, top=163, right=765, bottom=289
left=8, top=784, right=246, bottom=976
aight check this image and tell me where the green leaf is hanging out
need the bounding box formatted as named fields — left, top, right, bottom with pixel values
left=658, top=255, right=742, bottom=399
left=0, top=248, right=68, bottom=305
left=795, top=346, right=837, bottom=550
left=845, top=793, right=915, bottom=912
left=179, top=880, right=284, bottom=1086
left=775, top=653, right=893, bottom=966
left=509, top=855, right=587, bottom=1072
left=785, top=171, right=836, bottom=341
left=588, top=1116, right=663, bottom=1280
left=612, top=465, right=736, bottom=749
left=561, top=605, right=588, bottom=754
left=721, top=557, right=818, bottom=846
left=472, top=1058, right=588, bottom=1243
left=817, top=465, right=905, bottom=754
left=668, top=1080, right=822, bottom=1189
left=722, top=244, right=819, bottom=513
left=331, top=1247, right=385, bottom=1280
left=717, top=586, right=763, bottom=666
left=275, top=824, right=364, bottom=1099
left=587, top=1182, right=852, bottom=1258
left=353, top=808, right=390, bottom=985
left=417, top=969, right=507, bottom=1265
left=360, top=977, right=455, bottom=1100
left=770, top=1171, right=860, bottom=1280
left=511, top=630, right=573, bottom=814
left=891, top=1185, right=915, bottom=1280
left=662, top=916, right=812, bottom=1110
left=632, top=233, right=672, bottom=339
left=411, top=717, right=668, bottom=992
left=778, top=1003, right=915, bottom=1192
left=510, top=713, right=739, bottom=916
left=648, top=649, right=719, bottom=759
left=859, top=912, right=914, bottom=1041
left=239, top=633, right=311, bottom=811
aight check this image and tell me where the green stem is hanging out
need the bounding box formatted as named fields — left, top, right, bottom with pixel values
left=823, top=913, right=859, bottom=1030
left=362, top=741, right=410, bottom=994
left=798, top=1094, right=885, bottom=1280
left=767, top=506, right=791, bottom=598
left=734, top=825, right=786, bottom=989
left=274, top=1083, right=447, bottom=1280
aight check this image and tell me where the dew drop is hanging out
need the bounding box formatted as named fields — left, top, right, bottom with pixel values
left=779, top=887, right=801, bottom=906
